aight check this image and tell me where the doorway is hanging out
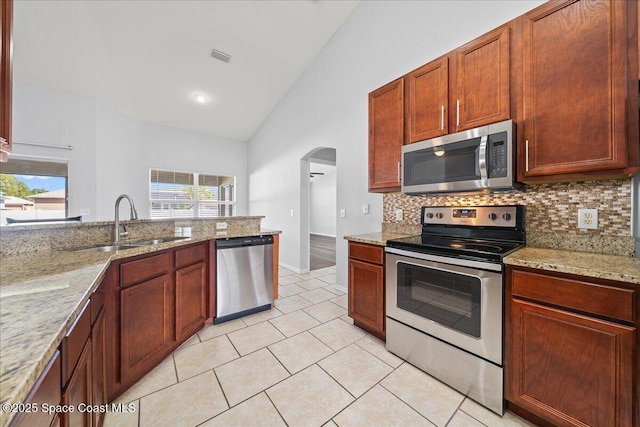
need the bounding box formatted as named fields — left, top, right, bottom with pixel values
left=300, top=147, right=336, bottom=272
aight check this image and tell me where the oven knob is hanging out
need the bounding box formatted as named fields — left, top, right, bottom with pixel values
left=435, top=213, right=443, bottom=219
left=426, top=212, right=434, bottom=219
left=502, top=213, right=512, bottom=221
left=488, top=213, right=497, bottom=221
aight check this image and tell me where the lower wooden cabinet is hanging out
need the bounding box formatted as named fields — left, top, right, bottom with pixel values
left=90, top=307, right=106, bottom=427
left=347, top=241, right=385, bottom=340
left=63, top=340, right=92, bottom=427
left=106, top=242, right=209, bottom=400
left=10, top=351, right=61, bottom=427
left=120, top=273, right=173, bottom=381
left=506, top=266, right=638, bottom=427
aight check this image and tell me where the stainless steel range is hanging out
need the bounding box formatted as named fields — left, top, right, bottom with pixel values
left=385, top=205, right=525, bottom=415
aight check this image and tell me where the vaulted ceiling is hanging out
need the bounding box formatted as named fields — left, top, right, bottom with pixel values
left=13, top=0, right=359, bottom=141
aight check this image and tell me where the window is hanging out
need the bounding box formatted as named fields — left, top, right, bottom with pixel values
left=0, top=157, right=68, bottom=226
left=149, top=169, right=235, bottom=219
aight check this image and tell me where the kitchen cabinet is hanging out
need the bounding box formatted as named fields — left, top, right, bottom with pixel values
left=348, top=241, right=385, bottom=340
left=518, top=0, right=639, bottom=182
left=106, top=242, right=209, bottom=401
left=405, top=56, right=449, bottom=141
left=454, top=25, right=510, bottom=131
left=405, top=25, right=509, bottom=144
left=119, top=252, right=173, bottom=382
left=0, top=0, right=12, bottom=162
left=368, top=78, right=404, bottom=193
left=175, top=244, right=207, bottom=342
left=506, top=266, right=638, bottom=427
left=10, top=351, right=61, bottom=427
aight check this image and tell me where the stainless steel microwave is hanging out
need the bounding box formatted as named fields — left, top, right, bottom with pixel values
left=402, top=119, right=515, bottom=195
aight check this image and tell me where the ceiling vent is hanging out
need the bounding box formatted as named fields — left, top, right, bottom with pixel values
left=210, top=48, right=232, bottom=63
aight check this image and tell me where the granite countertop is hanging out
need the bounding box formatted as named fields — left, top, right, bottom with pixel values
left=0, top=229, right=279, bottom=426
left=343, top=232, right=414, bottom=246
left=504, top=247, right=640, bottom=284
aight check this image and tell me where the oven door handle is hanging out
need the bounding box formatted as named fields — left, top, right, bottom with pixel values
left=384, top=246, right=503, bottom=272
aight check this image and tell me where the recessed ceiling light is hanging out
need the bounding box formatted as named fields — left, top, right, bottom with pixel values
left=192, top=93, right=208, bottom=104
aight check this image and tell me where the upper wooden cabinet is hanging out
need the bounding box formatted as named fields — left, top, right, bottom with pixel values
left=0, top=0, right=13, bottom=162
left=406, top=56, right=449, bottom=142
left=370, top=25, right=511, bottom=193
left=406, top=25, right=510, bottom=145
left=519, top=0, right=639, bottom=181
left=368, top=78, right=404, bottom=192
left=455, top=25, right=510, bottom=132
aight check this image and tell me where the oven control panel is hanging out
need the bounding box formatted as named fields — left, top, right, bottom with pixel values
left=422, top=206, right=519, bottom=227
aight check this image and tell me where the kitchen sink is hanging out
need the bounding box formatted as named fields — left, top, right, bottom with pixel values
left=74, top=237, right=188, bottom=253
left=75, top=244, right=139, bottom=253
left=128, top=236, right=189, bottom=246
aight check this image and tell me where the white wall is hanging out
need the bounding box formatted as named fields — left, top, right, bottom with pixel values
left=310, top=166, right=336, bottom=237
left=12, top=83, right=248, bottom=221
left=247, top=0, right=546, bottom=287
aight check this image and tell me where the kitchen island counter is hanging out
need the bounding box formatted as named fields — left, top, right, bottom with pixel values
left=0, top=228, right=280, bottom=427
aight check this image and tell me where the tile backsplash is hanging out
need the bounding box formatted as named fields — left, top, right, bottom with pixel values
left=383, top=179, right=635, bottom=257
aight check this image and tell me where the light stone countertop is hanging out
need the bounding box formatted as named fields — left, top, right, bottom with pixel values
left=504, top=247, right=640, bottom=284
left=343, top=232, right=415, bottom=246
left=0, top=229, right=279, bottom=427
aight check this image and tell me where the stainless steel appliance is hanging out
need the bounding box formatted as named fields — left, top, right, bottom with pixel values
left=385, top=205, right=524, bottom=415
left=402, top=119, right=515, bottom=194
left=215, top=235, right=274, bottom=324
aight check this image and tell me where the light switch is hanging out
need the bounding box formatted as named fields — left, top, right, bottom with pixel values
left=340, top=209, right=346, bottom=218
left=362, top=204, right=369, bottom=214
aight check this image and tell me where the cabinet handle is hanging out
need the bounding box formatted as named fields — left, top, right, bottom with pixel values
left=525, top=139, right=529, bottom=172
left=456, top=100, right=460, bottom=127
left=440, top=105, right=445, bottom=130
left=397, top=162, right=401, bottom=182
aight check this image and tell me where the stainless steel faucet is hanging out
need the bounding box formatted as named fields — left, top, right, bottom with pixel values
left=114, top=194, right=138, bottom=243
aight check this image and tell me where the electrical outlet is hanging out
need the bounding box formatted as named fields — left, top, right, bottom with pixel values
left=340, top=209, right=346, bottom=218
left=216, top=222, right=228, bottom=230
left=362, top=204, right=369, bottom=214
left=290, top=209, right=295, bottom=217
left=395, top=209, right=403, bottom=221
left=578, top=208, right=598, bottom=229
left=80, top=209, right=90, bottom=216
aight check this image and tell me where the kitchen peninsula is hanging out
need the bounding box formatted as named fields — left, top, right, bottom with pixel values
left=0, top=216, right=280, bottom=427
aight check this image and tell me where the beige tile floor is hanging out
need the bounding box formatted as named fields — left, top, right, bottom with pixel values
left=104, top=266, right=537, bottom=427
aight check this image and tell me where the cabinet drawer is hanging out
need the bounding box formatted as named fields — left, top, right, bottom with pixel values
left=348, top=242, right=384, bottom=265
left=120, top=252, right=171, bottom=287
left=511, top=269, right=635, bottom=323
left=10, top=351, right=61, bottom=427
left=175, top=243, right=206, bottom=269
left=60, top=301, right=91, bottom=387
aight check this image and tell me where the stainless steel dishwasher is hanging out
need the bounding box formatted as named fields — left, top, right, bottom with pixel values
left=215, top=235, right=274, bottom=324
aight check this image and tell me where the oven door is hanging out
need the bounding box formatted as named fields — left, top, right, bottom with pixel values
left=386, top=248, right=503, bottom=365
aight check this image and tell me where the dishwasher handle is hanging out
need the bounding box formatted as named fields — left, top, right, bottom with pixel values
left=216, top=235, right=274, bottom=249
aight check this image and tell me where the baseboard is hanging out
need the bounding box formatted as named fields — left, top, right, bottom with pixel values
left=309, top=232, right=337, bottom=238
left=278, top=262, right=308, bottom=275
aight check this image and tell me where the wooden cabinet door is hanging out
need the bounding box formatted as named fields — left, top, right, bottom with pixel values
left=520, top=0, right=631, bottom=179
left=175, top=261, right=207, bottom=342
left=11, top=351, right=61, bottom=427
left=91, top=308, right=106, bottom=427
left=120, top=273, right=173, bottom=381
left=368, top=78, right=404, bottom=192
left=509, top=299, right=634, bottom=427
left=455, top=25, right=509, bottom=131
left=0, top=0, right=12, bottom=162
left=348, top=258, right=385, bottom=340
left=406, top=56, right=448, bottom=142
left=63, top=340, right=92, bottom=427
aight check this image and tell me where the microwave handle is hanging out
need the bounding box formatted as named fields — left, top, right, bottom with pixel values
left=397, top=161, right=401, bottom=182
left=478, top=135, right=488, bottom=183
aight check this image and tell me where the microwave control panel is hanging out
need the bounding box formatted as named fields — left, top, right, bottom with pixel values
left=488, top=132, right=508, bottom=178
